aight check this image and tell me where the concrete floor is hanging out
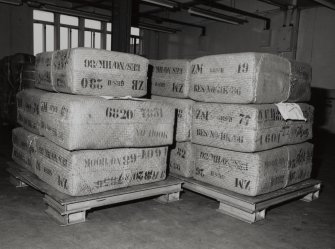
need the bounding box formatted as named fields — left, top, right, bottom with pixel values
left=0, top=126, right=334, bottom=249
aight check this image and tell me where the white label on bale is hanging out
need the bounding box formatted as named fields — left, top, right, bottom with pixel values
left=48, top=48, right=149, bottom=97
left=193, top=143, right=313, bottom=196
left=35, top=137, right=168, bottom=196
left=192, top=102, right=314, bottom=152
left=151, top=95, right=194, bottom=142
left=151, top=59, right=191, bottom=98
left=39, top=93, right=175, bottom=150
left=275, top=103, right=307, bottom=121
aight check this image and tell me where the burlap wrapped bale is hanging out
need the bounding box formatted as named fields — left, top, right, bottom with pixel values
left=39, top=93, right=175, bottom=150
left=12, top=127, right=39, bottom=173
left=151, top=95, right=193, bottom=142
left=288, top=60, right=312, bottom=102
left=35, top=48, right=149, bottom=97
left=16, top=89, right=46, bottom=135
left=192, top=102, right=313, bottom=152
left=193, top=142, right=313, bottom=196
left=169, top=142, right=194, bottom=178
left=189, top=53, right=311, bottom=103
left=35, top=137, right=168, bottom=196
left=150, top=59, right=190, bottom=98
left=35, top=51, right=54, bottom=91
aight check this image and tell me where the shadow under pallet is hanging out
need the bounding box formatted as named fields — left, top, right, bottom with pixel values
left=7, top=161, right=183, bottom=226
left=171, top=174, right=321, bottom=223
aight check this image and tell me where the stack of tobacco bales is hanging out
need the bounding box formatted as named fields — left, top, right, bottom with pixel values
left=150, top=59, right=195, bottom=177
left=188, top=52, right=314, bottom=196
left=12, top=48, right=175, bottom=196
left=0, top=53, right=35, bottom=125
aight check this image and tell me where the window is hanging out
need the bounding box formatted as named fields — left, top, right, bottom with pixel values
left=130, top=27, right=143, bottom=55
left=60, top=14, right=79, bottom=50
left=106, top=22, right=112, bottom=51
left=104, top=24, right=143, bottom=55
left=33, top=10, right=54, bottom=54
left=84, top=19, right=101, bottom=49
left=33, top=10, right=143, bottom=55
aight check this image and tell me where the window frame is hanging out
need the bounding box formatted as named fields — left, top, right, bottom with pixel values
left=33, top=10, right=143, bottom=55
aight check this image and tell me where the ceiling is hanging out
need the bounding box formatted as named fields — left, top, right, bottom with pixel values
left=3, top=0, right=335, bottom=31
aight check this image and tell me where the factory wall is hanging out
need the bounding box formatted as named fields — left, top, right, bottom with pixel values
left=0, top=4, right=33, bottom=59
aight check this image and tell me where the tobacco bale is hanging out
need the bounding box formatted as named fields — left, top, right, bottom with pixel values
left=12, top=127, right=39, bottom=173
left=39, top=93, right=175, bottom=150
left=35, top=48, right=148, bottom=97
left=150, top=59, right=190, bottom=98
left=193, top=142, right=313, bottom=196
left=192, top=102, right=314, bottom=152
left=16, top=89, right=46, bottom=135
left=151, top=95, right=194, bottom=142
left=189, top=53, right=311, bottom=103
left=287, top=60, right=312, bottom=102
left=35, top=51, right=54, bottom=91
left=35, top=137, right=168, bottom=196
left=169, top=142, right=194, bottom=178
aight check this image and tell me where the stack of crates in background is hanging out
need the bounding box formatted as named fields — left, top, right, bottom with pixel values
left=150, top=59, right=195, bottom=177
left=12, top=48, right=176, bottom=196
left=189, top=52, right=314, bottom=196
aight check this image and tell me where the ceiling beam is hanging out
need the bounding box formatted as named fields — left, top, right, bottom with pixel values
left=71, top=0, right=109, bottom=9
left=142, top=14, right=207, bottom=35
left=313, top=0, right=335, bottom=10
left=196, top=0, right=271, bottom=29
left=257, top=0, right=289, bottom=9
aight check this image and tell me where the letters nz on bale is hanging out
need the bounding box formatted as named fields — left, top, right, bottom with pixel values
left=35, top=48, right=148, bottom=97
left=150, top=59, right=190, bottom=98
left=194, top=142, right=313, bottom=196
left=189, top=52, right=311, bottom=104
left=39, top=93, right=175, bottom=150
left=35, top=137, right=168, bottom=196
left=192, top=102, right=314, bottom=152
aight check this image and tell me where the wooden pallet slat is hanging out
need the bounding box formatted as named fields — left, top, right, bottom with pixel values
left=171, top=174, right=321, bottom=223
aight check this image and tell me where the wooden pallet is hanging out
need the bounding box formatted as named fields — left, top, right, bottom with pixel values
left=171, top=174, right=321, bottom=223
left=7, top=161, right=183, bottom=226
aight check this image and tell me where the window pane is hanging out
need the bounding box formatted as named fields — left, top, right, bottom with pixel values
left=71, top=29, right=78, bottom=48
left=94, top=32, right=101, bottom=49
left=85, top=31, right=92, bottom=47
left=131, top=27, right=139, bottom=36
left=60, top=27, right=68, bottom=49
left=106, top=34, right=111, bottom=50
left=46, top=25, right=54, bottom=51
left=33, top=10, right=54, bottom=22
left=60, top=14, right=78, bottom=26
left=33, top=23, right=43, bottom=55
left=85, top=19, right=101, bottom=30
left=107, top=23, right=112, bottom=32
